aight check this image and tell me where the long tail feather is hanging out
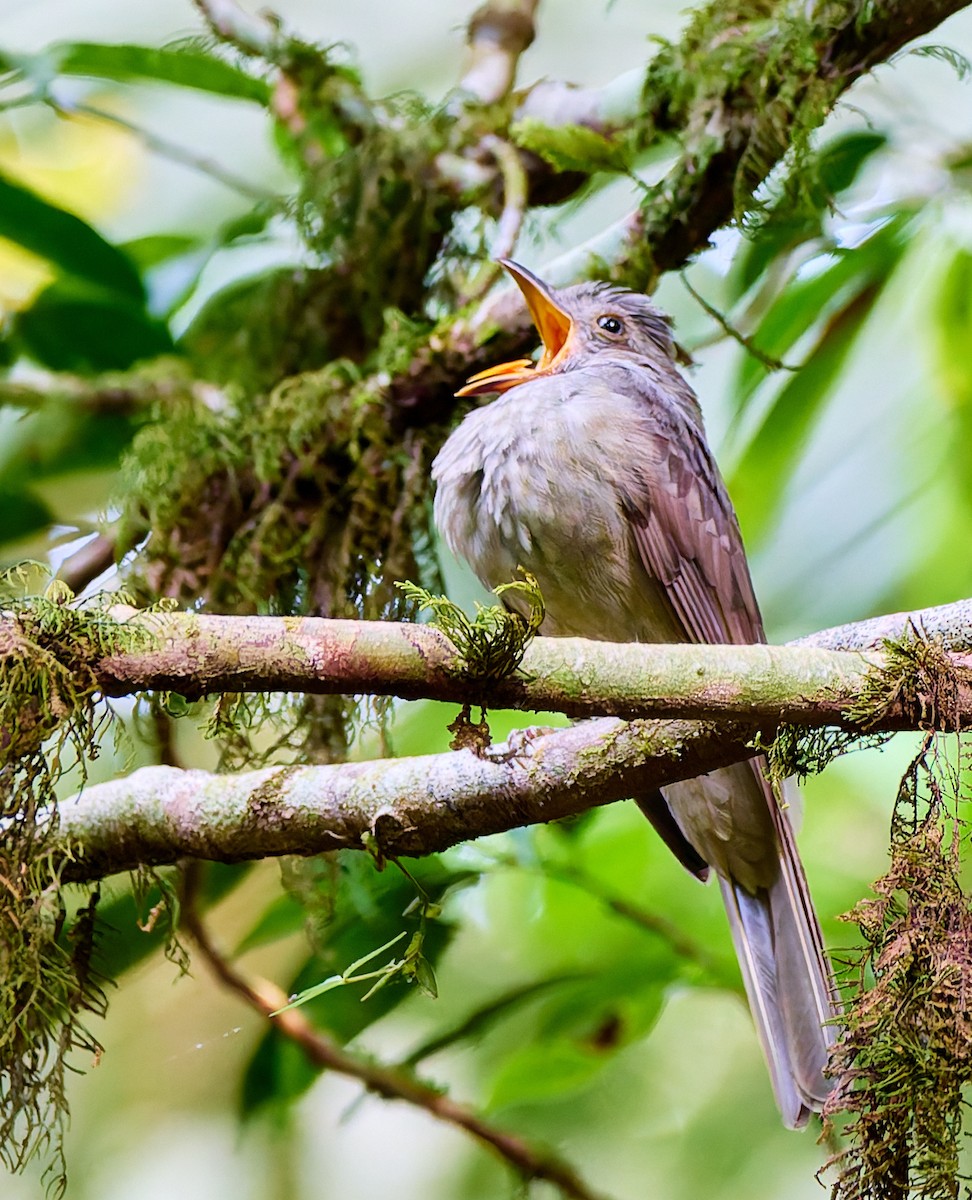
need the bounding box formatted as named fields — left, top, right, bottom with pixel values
left=718, top=787, right=838, bottom=1127
left=661, top=761, right=839, bottom=1127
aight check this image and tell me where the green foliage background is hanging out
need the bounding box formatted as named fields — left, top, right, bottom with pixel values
left=2, top=0, right=972, bottom=1197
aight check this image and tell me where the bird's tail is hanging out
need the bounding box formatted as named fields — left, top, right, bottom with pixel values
left=718, top=806, right=839, bottom=1128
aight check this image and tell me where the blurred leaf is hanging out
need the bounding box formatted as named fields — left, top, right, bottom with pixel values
left=5, top=41, right=271, bottom=103
left=145, top=207, right=277, bottom=320
left=403, top=974, right=589, bottom=1067
left=511, top=118, right=630, bottom=174
left=234, top=891, right=307, bottom=956
left=816, top=131, right=888, bottom=195
left=17, top=409, right=138, bottom=477
left=0, top=171, right=144, bottom=300
left=92, top=863, right=251, bottom=978
left=122, top=234, right=200, bottom=269
left=487, top=1039, right=613, bottom=1111
left=734, top=213, right=908, bottom=413
left=239, top=854, right=466, bottom=1118
left=13, top=279, right=174, bottom=372
left=240, top=1028, right=318, bottom=1121
left=932, top=247, right=972, bottom=510
left=730, top=283, right=881, bottom=544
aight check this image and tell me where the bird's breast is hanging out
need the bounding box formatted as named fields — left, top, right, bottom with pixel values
left=432, top=376, right=679, bottom=641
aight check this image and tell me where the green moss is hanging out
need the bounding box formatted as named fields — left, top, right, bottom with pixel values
left=0, top=570, right=152, bottom=1196
left=398, top=572, right=544, bottom=683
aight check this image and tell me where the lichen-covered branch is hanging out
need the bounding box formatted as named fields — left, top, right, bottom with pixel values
left=41, top=594, right=972, bottom=882
left=65, top=594, right=972, bottom=725
left=58, top=715, right=759, bottom=882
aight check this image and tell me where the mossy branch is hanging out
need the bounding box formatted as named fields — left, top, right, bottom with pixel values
left=56, top=715, right=762, bottom=882
left=25, top=594, right=969, bottom=883
left=18, top=594, right=970, bottom=727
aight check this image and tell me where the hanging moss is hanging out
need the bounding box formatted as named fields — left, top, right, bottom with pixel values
left=824, top=738, right=972, bottom=1200
left=0, top=572, right=153, bottom=1196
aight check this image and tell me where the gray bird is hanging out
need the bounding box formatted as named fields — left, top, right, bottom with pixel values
left=432, top=259, right=838, bottom=1127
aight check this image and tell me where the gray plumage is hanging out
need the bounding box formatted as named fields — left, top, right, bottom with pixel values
left=432, top=262, right=838, bottom=1127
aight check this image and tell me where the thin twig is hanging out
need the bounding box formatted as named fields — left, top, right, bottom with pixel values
left=680, top=273, right=799, bottom=372
left=460, top=134, right=530, bottom=302
left=485, top=135, right=530, bottom=259
left=54, top=99, right=280, bottom=203
left=190, top=0, right=278, bottom=57
left=56, top=535, right=116, bottom=596
left=180, top=870, right=614, bottom=1200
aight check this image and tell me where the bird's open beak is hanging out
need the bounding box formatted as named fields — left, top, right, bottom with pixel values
left=455, top=259, right=573, bottom=396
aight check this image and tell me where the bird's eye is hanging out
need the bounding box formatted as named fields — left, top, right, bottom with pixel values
left=597, top=315, right=623, bottom=335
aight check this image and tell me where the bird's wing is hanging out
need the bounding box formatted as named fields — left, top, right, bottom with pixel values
left=618, top=381, right=765, bottom=647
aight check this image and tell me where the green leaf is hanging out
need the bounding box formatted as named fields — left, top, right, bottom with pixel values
left=932, top=248, right=972, bottom=510
left=13, top=279, right=174, bottom=373
left=816, top=131, right=887, bottom=196
left=733, top=214, right=908, bottom=413
left=0, top=171, right=144, bottom=300
left=730, top=283, right=881, bottom=544
left=510, top=118, right=630, bottom=175
left=238, top=855, right=464, bottom=1119
left=487, top=1039, right=609, bottom=1110
left=0, top=407, right=137, bottom=494
left=20, top=41, right=270, bottom=103
left=240, top=1028, right=319, bottom=1119
left=91, top=864, right=250, bottom=978
left=121, top=234, right=200, bottom=270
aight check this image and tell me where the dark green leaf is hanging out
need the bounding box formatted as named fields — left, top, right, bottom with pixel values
left=34, top=41, right=270, bottom=103
left=13, top=279, right=174, bottom=373
left=0, top=171, right=144, bottom=300
left=0, top=407, right=137, bottom=489
left=240, top=1028, right=319, bottom=1119
left=91, top=864, right=250, bottom=978
left=238, top=855, right=464, bottom=1119
left=403, top=974, right=591, bottom=1068
left=816, top=131, right=887, bottom=196
left=121, top=234, right=200, bottom=270
left=0, top=487, right=52, bottom=546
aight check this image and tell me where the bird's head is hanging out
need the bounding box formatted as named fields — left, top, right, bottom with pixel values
left=457, top=259, right=675, bottom=397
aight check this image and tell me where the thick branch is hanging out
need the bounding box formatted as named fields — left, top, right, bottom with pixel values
left=69, top=594, right=972, bottom=724
left=47, top=596, right=972, bottom=881
left=59, top=716, right=759, bottom=881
